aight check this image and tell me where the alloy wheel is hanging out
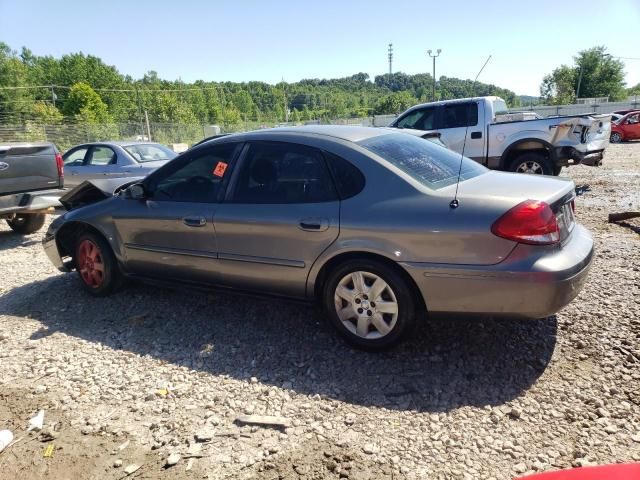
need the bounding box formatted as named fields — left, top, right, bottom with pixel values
left=516, top=160, right=544, bottom=174
left=333, top=271, right=399, bottom=339
left=610, top=132, right=622, bottom=143
left=77, top=239, right=104, bottom=288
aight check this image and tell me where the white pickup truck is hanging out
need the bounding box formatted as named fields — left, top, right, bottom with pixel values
left=388, top=96, right=611, bottom=176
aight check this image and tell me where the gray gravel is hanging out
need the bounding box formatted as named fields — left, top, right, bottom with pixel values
left=0, top=143, right=639, bottom=479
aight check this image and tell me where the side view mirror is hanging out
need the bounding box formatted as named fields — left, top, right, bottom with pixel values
left=125, top=183, right=147, bottom=200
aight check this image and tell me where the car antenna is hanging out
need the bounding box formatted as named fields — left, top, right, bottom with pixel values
left=450, top=54, right=492, bottom=209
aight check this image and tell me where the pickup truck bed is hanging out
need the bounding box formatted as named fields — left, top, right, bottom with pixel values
left=0, top=142, right=64, bottom=234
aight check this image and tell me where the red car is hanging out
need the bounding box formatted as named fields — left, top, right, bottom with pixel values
left=517, top=463, right=640, bottom=480
left=610, top=110, right=640, bottom=143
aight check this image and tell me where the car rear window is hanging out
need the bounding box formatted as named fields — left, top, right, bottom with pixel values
left=123, top=144, right=177, bottom=163
left=359, top=133, right=486, bottom=189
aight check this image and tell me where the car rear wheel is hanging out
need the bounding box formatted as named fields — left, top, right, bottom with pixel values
left=323, top=259, right=417, bottom=350
left=610, top=132, right=623, bottom=143
left=6, top=214, right=46, bottom=234
left=75, top=232, right=122, bottom=296
left=509, top=152, right=553, bottom=175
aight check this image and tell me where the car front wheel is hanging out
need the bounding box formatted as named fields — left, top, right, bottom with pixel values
left=323, top=259, right=417, bottom=350
left=610, top=132, right=623, bottom=143
left=75, top=232, right=122, bottom=296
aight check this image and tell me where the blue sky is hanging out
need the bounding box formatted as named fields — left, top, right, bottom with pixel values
left=1, top=0, right=639, bottom=96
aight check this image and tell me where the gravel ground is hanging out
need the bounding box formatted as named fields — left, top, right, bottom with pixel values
left=0, top=143, right=639, bottom=479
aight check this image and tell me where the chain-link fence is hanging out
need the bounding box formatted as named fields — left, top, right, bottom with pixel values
left=0, top=117, right=386, bottom=151
left=3, top=97, right=637, bottom=152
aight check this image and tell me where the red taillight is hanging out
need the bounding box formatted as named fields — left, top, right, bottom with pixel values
left=55, top=152, right=64, bottom=178
left=491, top=200, right=559, bottom=245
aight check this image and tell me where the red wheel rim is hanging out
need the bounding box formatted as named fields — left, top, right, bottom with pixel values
left=77, top=239, right=104, bottom=288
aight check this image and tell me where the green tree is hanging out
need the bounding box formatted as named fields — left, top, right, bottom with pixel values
left=64, top=82, right=112, bottom=123
left=629, top=83, right=640, bottom=96
left=540, top=46, right=626, bottom=104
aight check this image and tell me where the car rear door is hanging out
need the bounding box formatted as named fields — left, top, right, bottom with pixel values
left=0, top=144, right=60, bottom=195
left=436, top=101, right=486, bottom=162
left=77, top=145, right=117, bottom=183
left=214, top=141, right=340, bottom=298
left=112, top=142, right=242, bottom=284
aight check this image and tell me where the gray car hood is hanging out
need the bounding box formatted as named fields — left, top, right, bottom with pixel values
left=59, top=177, right=143, bottom=211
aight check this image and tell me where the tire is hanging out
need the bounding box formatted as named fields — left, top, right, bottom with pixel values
left=610, top=132, right=623, bottom=143
left=6, top=214, right=46, bottom=234
left=74, top=232, right=123, bottom=296
left=509, top=152, right=554, bottom=175
left=322, top=259, right=418, bottom=350
left=553, top=165, right=563, bottom=176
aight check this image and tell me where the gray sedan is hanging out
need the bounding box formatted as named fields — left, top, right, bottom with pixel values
left=44, top=126, right=593, bottom=350
left=62, top=142, right=177, bottom=189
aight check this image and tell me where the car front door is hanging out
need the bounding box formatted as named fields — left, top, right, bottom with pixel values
left=112, top=142, right=242, bottom=284
left=214, top=141, right=340, bottom=297
left=623, top=113, right=640, bottom=139
left=436, top=101, right=486, bottom=162
left=62, top=146, right=90, bottom=188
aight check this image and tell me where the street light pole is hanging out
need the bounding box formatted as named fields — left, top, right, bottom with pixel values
left=427, top=49, right=442, bottom=101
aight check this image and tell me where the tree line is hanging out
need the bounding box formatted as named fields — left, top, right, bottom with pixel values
left=1, top=42, right=519, bottom=129
left=1, top=42, right=636, bottom=132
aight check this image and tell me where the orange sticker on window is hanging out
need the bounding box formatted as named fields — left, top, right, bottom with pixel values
left=213, top=161, right=228, bottom=177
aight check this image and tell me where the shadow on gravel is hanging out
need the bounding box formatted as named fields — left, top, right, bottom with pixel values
left=0, top=230, right=41, bottom=250
left=0, top=274, right=557, bottom=412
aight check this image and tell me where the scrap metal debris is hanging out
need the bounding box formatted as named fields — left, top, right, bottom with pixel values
left=234, top=415, right=291, bottom=429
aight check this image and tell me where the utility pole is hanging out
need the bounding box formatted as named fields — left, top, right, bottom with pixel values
left=427, top=49, right=442, bottom=101
left=575, top=64, right=584, bottom=101
left=144, top=110, right=152, bottom=141
left=388, top=43, right=393, bottom=76
left=50, top=85, right=57, bottom=108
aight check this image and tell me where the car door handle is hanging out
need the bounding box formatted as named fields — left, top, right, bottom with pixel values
left=299, top=218, right=329, bottom=232
left=183, top=216, right=207, bottom=227
left=70, top=171, right=79, bottom=176
left=470, top=131, right=482, bottom=139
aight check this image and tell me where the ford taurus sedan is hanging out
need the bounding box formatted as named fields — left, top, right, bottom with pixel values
left=43, top=126, right=593, bottom=350
left=62, top=141, right=177, bottom=189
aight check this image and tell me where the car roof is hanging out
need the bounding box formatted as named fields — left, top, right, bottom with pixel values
left=65, top=141, right=164, bottom=150
left=400, top=96, right=501, bottom=114
left=221, top=125, right=393, bottom=143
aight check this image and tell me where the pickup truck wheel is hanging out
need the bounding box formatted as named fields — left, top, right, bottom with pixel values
left=610, top=132, right=622, bottom=143
left=6, top=214, right=46, bottom=234
left=75, top=232, right=122, bottom=296
left=509, top=153, right=553, bottom=176
left=323, top=259, right=417, bottom=351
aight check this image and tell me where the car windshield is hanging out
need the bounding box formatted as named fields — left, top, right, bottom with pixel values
left=359, top=133, right=487, bottom=189
left=123, top=144, right=177, bottom=163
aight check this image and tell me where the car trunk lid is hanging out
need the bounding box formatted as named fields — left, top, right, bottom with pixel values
left=452, top=170, right=576, bottom=243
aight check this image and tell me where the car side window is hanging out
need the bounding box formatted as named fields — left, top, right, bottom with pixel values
left=324, top=152, right=365, bottom=200
left=63, top=147, right=88, bottom=166
left=87, top=146, right=116, bottom=166
left=150, top=143, right=240, bottom=203
left=396, top=107, right=436, bottom=130
left=439, top=102, right=478, bottom=128
left=230, top=142, right=337, bottom=204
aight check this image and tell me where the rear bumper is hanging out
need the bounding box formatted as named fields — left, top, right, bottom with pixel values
left=0, top=189, right=63, bottom=216
left=401, top=225, right=594, bottom=319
